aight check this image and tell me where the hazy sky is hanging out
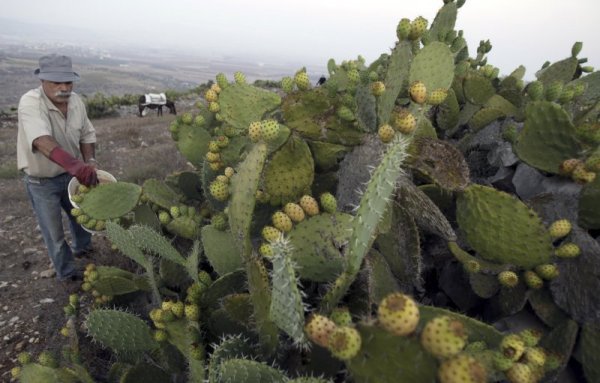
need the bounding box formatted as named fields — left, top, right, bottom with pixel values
left=3, top=0, right=599, bottom=79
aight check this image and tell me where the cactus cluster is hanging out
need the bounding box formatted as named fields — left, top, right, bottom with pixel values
left=16, top=1, right=600, bottom=382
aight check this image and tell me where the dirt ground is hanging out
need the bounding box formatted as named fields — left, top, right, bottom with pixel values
left=0, top=105, right=194, bottom=381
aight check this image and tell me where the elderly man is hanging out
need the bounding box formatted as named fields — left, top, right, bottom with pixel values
left=17, top=54, right=98, bottom=283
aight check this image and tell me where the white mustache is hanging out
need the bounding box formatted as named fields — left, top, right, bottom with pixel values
left=55, top=91, right=71, bottom=98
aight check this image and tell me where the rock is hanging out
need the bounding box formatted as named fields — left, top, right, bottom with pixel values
left=9, top=316, right=19, bottom=324
left=487, top=142, right=519, bottom=167
left=14, top=341, right=25, bottom=352
left=22, top=247, right=38, bottom=256
left=3, top=215, right=15, bottom=223
left=40, top=268, right=56, bottom=278
left=39, top=298, right=54, bottom=304
left=512, top=163, right=546, bottom=200
left=0, top=281, right=8, bottom=289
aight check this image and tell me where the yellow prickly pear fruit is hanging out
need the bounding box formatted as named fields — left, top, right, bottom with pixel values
left=224, top=167, right=235, bottom=178
left=209, top=180, right=229, bottom=201
left=304, top=313, right=337, bottom=348
left=210, top=83, right=221, bottom=94
left=555, top=242, right=580, bottom=258
left=208, top=101, right=220, bottom=113
left=204, top=89, right=218, bottom=102
left=559, top=158, right=582, bottom=175
left=260, top=119, right=280, bottom=142
left=185, top=303, right=200, bottom=321
left=427, top=88, right=448, bottom=105
left=295, top=71, right=310, bottom=90
left=572, top=164, right=596, bottom=184
left=498, top=271, right=519, bottom=287
left=259, top=242, right=274, bottom=258
left=523, top=346, right=546, bottom=367
left=283, top=202, right=305, bottom=223
left=378, top=124, right=395, bottom=143
left=409, top=81, right=427, bottom=104
left=548, top=219, right=572, bottom=239
left=347, top=68, right=360, bottom=84
left=523, top=270, right=544, bottom=289
left=396, top=18, right=411, bottom=40
left=216, top=175, right=229, bottom=184
left=370, top=81, right=385, bottom=96
left=421, top=316, right=468, bottom=359
left=505, top=363, right=533, bottom=383
left=11, top=367, right=21, bottom=379
left=393, top=109, right=417, bottom=134
left=408, top=16, right=429, bottom=40
left=299, top=195, right=320, bottom=216
left=272, top=211, right=293, bottom=233
left=248, top=121, right=262, bottom=142
left=377, top=292, right=420, bottom=336
left=205, top=151, right=220, bottom=163
left=500, top=334, right=526, bottom=362
left=438, top=354, right=487, bottom=383
left=171, top=301, right=185, bottom=318
left=262, top=225, right=282, bottom=242
left=154, top=329, right=168, bottom=342
left=327, top=326, right=362, bottom=360
left=534, top=264, right=559, bottom=280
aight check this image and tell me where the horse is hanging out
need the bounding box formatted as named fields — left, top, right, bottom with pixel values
left=138, top=94, right=176, bottom=117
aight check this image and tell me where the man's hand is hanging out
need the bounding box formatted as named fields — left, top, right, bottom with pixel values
left=49, top=147, right=98, bottom=186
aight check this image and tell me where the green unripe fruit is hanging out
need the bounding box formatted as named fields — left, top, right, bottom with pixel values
left=544, top=81, right=563, bottom=102
left=272, top=211, right=293, bottom=233
left=248, top=121, right=262, bottom=142
left=368, top=71, right=379, bottom=81
left=84, top=219, right=97, bottom=230
left=216, top=135, right=229, bottom=148
left=295, top=71, right=310, bottom=90
left=377, top=293, right=420, bottom=336
left=523, top=270, right=544, bottom=289
left=281, top=76, right=294, bottom=93
left=500, top=334, right=526, bottom=362
left=209, top=180, right=229, bottom=201
left=70, top=208, right=82, bottom=217
left=76, top=214, right=89, bottom=225
left=347, top=68, right=360, bottom=84
left=327, top=326, right=362, bottom=360
left=397, top=18, right=411, bottom=40
left=211, top=213, right=228, bottom=231
left=81, top=282, right=92, bottom=292
left=216, top=73, right=229, bottom=89
left=181, top=112, right=193, bottom=125
left=94, top=220, right=106, bottom=231
left=154, top=329, right=168, bottom=342
left=330, top=307, right=352, bottom=327
left=534, top=264, right=559, bottom=280
left=78, top=184, right=90, bottom=194
left=233, top=71, right=246, bottom=84
left=498, top=271, right=519, bottom=287
left=464, top=340, right=487, bottom=353
left=378, top=124, right=395, bottom=143
left=370, top=81, right=385, bottom=96
left=337, top=105, right=355, bottom=121
left=158, top=211, right=171, bottom=225
left=319, top=192, right=337, bottom=214
left=492, top=351, right=514, bottom=371
left=262, top=225, right=282, bottom=242
left=408, top=16, right=428, bottom=41
left=17, top=352, right=32, bottom=365
left=63, top=304, right=76, bottom=316
left=555, top=242, right=580, bottom=258
left=170, top=206, right=180, bottom=218
left=38, top=351, right=58, bottom=368
left=185, top=304, right=200, bottom=321
left=518, top=329, right=542, bottom=347
left=260, top=119, right=280, bottom=142
left=208, top=101, right=220, bottom=113
left=527, top=81, right=544, bottom=101
left=68, top=293, right=79, bottom=307
left=71, top=194, right=83, bottom=204
left=259, top=242, right=274, bottom=258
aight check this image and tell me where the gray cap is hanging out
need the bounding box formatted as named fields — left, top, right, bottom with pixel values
left=34, top=54, right=80, bottom=82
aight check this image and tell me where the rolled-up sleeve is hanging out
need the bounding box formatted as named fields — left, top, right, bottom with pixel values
left=18, top=94, right=51, bottom=153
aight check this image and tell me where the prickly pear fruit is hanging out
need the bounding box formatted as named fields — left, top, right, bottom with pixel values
left=505, top=363, right=532, bottom=383
left=299, top=195, right=320, bottom=216
left=421, top=316, right=468, bottom=359
left=154, top=329, right=168, bottom=342
left=233, top=71, right=246, bottom=84
left=262, top=225, right=282, bottom=242
left=498, top=271, right=519, bottom=288
left=523, top=347, right=546, bottom=367
left=347, top=69, right=360, bottom=84
left=396, top=18, right=411, bottom=40
left=559, top=158, right=583, bottom=175
left=555, top=242, right=580, bottom=258
left=409, top=81, right=427, bottom=104
left=493, top=351, right=514, bottom=371
left=427, top=88, right=448, bottom=105
left=17, top=352, right=32, bottom=365
left=377, top=293, right=420, bottom=336
left=523, top=270, right=544, bottom=289
left=272, top=211, right=293, bottom=233
left=548, top=219, right=572, bottom=239
left=261, top=119, right=280, bottom=142
left=259, top=243, right=274, bottom=258
left=283, top=202, right=305, bottom=223
left=327, top=326, right=362, bottom=360
left=205, top=89, right=218, bottom=102
left=371, top=81, right=385, bottom=96
left=295, top=71, right=310, bottom=90
left=304, top=314, right=337, bottom=348
left=518, top=329, right=542, bottom=347
left=337, top=105, right=355, bottom=121
left=216, top=73, right=228, bottom=89
left=206, top=151, right=220, bottom=163
left=438, top=354, right=487, bottom=383
left=248, top=121, right=262, bottom=142
left=38, top=351, right=58, bottom=368
left=500, top=334, right=526, bottom=362
left=171, top=301, right=185, bottom=318
left=330, top=307, right=352, bottom=327
left=378, top=124, right=395, bottom=143
left=209, top=180, right=229, bottom=201
left=527, top=81, right=544, bottom=101
left=224, top=167, right=235, bottom=178
left=319, top=192, right=337, bottom=214
left=409, top=16, right=428, bottom=40
left=534, top=264, right=559, bottom=280
left=159, top=211, right=171, bottom=225
left=208, top=101, right=220, bottom=113
left=544, top=81, right=563, bottom=102
left=282, top=76, right=294, bottom=93
left=393, top=109, right=417, bottom=134
left=185, top=304, right=200, bottom=321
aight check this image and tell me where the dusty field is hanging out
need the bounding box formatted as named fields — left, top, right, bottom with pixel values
left=0, top=105, right=194, bottom=381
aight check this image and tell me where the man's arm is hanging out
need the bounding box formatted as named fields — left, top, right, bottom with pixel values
left=32, top=135, right=59, bottom=157
left=80, top=142, right=96, bottom=165
left=33, top=135, right=97, bottom=186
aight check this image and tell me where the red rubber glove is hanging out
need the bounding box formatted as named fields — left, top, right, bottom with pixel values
left=49, top=147, right=98, bottom=186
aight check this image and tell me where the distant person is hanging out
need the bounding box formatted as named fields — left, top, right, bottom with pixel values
left=17, top=54, right=98, bottom=285
left=316, top=75, right=327, bottom=86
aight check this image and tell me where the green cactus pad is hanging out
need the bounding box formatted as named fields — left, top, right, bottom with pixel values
left=463, top=73, right=496, bottom=105
left=428, top=2, right=458, bottom=43
left=165, top=215, right=200, bottom=239
left=201, top=270, right=247, bottom=311
left=288, top=212, right=352, bottom=282
left=93, top=276, right=138, bottom=296
left=175, top=124, right=211, bottom=168
left=528, top=289, right=569, bottom=328
left=409, top=41, right=455, bottom=92
left=469, top=272, right=500, bottom=299
left=447, top=242, right=507, bottom=274
left=282, top=88, right=364, bottom=146
left=346, top=323, right=438, bottom=383
left=269, top=237, right=307, bottom=344
left=119, top=362, right=171, bottom=383
left=469, top=107, right=506, bottom=131
left=364, top=250, right=400, bottom=303
left=222, top=294, right=254, bottom=326
left=79, top=182, right=141, bottom=220
left=456, top=184, right=553, bottom=268
left=208, top=335, right=256, bottom=383
left=129, top=225, right=186, bottom=266
left=579, top=175, right=600, bottom=229
left=133, top=204, right=161, bottom=231
left=408, top=137, right=470, bottom=191
left=105, top=221, right=150, bottom=269
left=436, top=88, right=460, bottom=131
left=176, top=171, right=203, bottom=200
left=378, top=41, right=412, bottom=125
left=220, top=135, right=252, bottom=165
left=201, top=226, right=243, bottom=275
left=581, top=323, right=600, bottom=383
left=309, top=141, right=350, bottom=173
left=19, top=364, right=78, bottom=383
left=485, top=94, right=519, bottom=117
left=263, top=136, right=314, bottom=205
left=539, top=319, right=579, bottom=382
left=218, top=83, right=281, bottom=131
left=217, top=359, right=288, bottom=383
left=290, top=378, right=333, bottom=383
left=536, top=56, right=579, bottom=85
left=85, top=309, right=157, bottom=354
left=229, top=142, right=267, bottom=257
left=514, top=101, right=581, bottom=174
left=355, top=81, right=377, bottom=132
left=142, top=179, right=184, bottom=210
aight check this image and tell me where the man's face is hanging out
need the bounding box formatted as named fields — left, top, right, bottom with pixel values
left=41, top=80, right=74, bottom=105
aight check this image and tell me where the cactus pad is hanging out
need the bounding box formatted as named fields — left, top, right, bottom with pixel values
left=463, top=73, right=495, bottom=105
left=79, top=182, right=141, bottom=220
left=175, top=124, right=211, bottom=168
left=579, top=175, right=600, bottom=229
left=142, top=179, right=184, bottom=210
left=85, top=309, right=157, bottom=354
left=409, top=41, right=455, bottom=92
left=217, top=359, right=288, bottom=383
left=201, top=226, right=243, bottom=275
left=218, top=83, right=281, bottom=131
